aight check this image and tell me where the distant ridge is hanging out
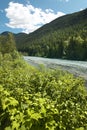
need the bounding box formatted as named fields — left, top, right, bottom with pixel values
left=1, top=31, right=12, bottom=36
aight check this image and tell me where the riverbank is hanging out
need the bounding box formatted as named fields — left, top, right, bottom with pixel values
left=24, top=56, right=87, bottom=86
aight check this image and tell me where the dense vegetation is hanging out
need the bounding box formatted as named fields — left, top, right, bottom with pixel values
left=0, top=33, right=16, bottom=54
left=0, top=50, right=87, bottom=130
left=13, top=8, right=87, bottom=60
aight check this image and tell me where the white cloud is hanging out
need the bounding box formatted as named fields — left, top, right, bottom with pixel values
left=5, top=2, right=65, bottom=33
left=80, top=8, right=83, bottom=11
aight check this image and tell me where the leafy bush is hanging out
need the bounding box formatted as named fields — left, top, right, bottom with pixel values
left=0, top=52, right=87, bottom=130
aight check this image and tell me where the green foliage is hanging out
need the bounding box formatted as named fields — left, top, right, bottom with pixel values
left=0, top=52, right=87, bottom=130
left=0, top=32, right=16, bottom=54
left=65, top=36, right=87, bottom=60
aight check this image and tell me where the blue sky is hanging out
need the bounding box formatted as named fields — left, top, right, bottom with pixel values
left=0, top=0, right=87, bottom=34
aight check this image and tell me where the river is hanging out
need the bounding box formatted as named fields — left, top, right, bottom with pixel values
left=24, top=56, right=87, bottom=81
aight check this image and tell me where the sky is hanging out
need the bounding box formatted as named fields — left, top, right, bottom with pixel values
left=0, top=0, right=87, bottom=34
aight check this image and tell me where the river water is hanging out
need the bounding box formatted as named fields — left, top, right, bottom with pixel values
left=24, top=56, right=87, bottom=81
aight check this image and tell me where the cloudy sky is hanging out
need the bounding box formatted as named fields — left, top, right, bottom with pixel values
left=0, top=0, right=87, bottom=34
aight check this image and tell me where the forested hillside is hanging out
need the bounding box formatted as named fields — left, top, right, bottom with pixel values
left=14, top=8, right=87, bottom=60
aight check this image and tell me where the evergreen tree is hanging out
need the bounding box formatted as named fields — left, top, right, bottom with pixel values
left=0, top=33, right=16, bottom=54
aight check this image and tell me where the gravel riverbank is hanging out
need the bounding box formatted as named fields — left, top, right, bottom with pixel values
left=24, top=56, right=87, bottom=86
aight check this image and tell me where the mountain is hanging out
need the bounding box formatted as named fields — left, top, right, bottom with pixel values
left=1, top=9, right=87, bottom=60
left=27, top=8, right=87, bottom=37
left=1, top=31, right=12, bottom=36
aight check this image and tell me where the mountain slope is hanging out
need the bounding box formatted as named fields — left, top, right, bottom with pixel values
left=28, top=8, right=87, bottom=37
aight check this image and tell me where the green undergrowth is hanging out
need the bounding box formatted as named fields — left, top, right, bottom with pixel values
left=0, top=51, right=87, bottom=130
